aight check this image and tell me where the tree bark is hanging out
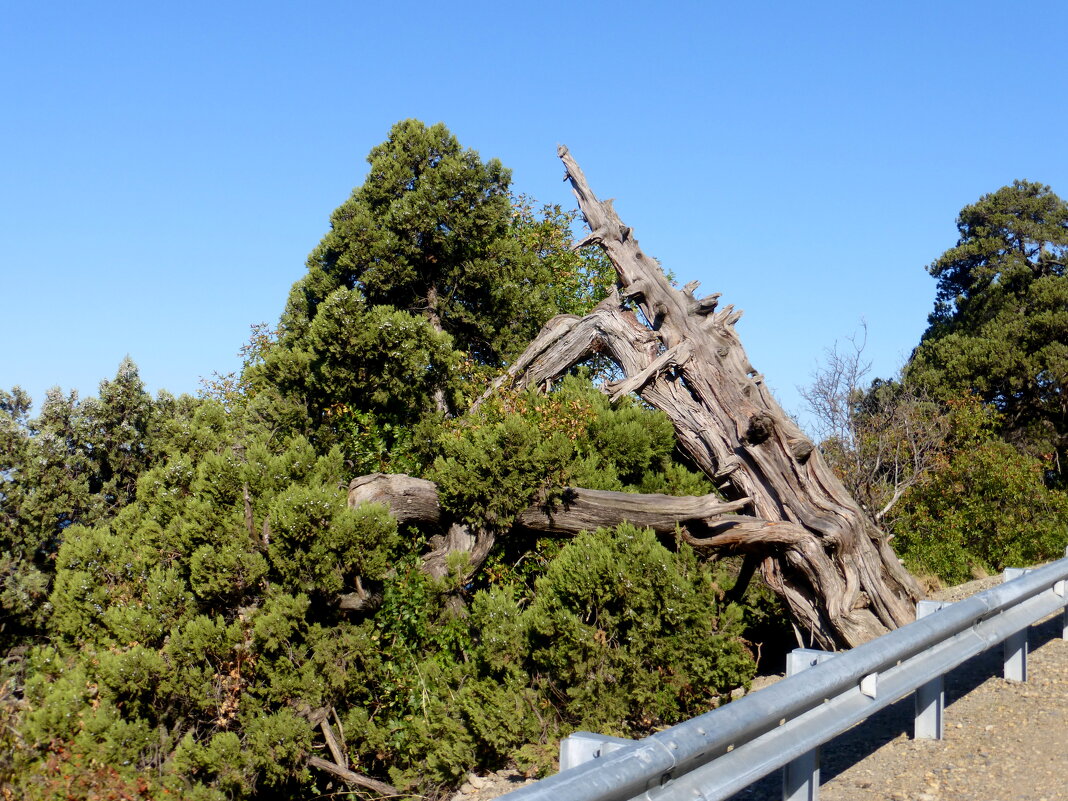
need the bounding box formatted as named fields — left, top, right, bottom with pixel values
left=349, top=473, right=749, bottom=538
left=308, top=756, right=398, bottom=796
left=479, top=147, right=922, bottom=648
left=301, top=704, right=397, bottom=796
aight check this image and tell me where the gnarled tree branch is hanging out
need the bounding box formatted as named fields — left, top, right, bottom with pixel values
left=308, top=756, right=398, bottom=797
left=346, top=473, right=874, bottom=645
left=349, top=473, right=749, bottom=539
left=463, top=147, right=922, bottom=648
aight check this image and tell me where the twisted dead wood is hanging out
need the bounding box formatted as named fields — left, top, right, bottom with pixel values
left=474, top=147, right=921, bottom=647
left=344, top=473, right=898, bottom=647
left=344, top=149, right=922, bottom=649
left=349, top=473, right=749, bottom=538
left=588, top=147, right=917, bottom=645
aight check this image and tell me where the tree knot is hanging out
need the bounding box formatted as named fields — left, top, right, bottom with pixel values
left=743, top=412, right=775, bottom=445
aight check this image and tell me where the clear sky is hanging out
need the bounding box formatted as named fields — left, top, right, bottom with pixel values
left=3, top=1, right=1067, bottom=428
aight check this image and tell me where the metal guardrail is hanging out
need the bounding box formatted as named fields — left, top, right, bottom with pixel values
left=500, top=550, right=1068, bottom=801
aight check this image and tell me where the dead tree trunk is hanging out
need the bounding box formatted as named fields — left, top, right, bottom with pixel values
left=477, top=147, right=921, bottom=648
left=343, top=149, right=922, bottom=648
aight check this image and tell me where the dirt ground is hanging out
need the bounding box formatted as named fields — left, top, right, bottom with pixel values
left=730, top=599, right=1068, bottom=800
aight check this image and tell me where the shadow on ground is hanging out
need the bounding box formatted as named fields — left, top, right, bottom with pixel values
left=725, top=613, right=1063, bottom=800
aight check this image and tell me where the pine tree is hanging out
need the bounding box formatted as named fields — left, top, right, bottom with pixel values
left=908, top=180, right=1068, bottom=477
left=251, top=119, right=612, bottom=458
left=282, top=119, right=555, bottom=363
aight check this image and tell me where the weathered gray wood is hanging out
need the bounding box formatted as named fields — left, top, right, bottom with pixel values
left=348, top=474, right=491, bottom=582
left=516, top=489, right=749, bottom=534
left=344, top=151, right=923, bottom=648
left=337, top=576, right=381, bottom=611
left=421, top=522, right=496, bottom=582
left=474, top=148, right=922, bottom=648
left=576, top=145, right=921, bottom=646
left=349, top=473, right=748, bottom=538
left=320, top=714, right=348, bottom=769
left=308, top=756, right=397, bottom=796
left=343, top=472, right=878, bottom=645
left=348, top=473, right=442, bottom=524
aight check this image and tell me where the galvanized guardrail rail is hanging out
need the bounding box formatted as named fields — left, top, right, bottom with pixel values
left=500, top=549, right=1068, bottom=801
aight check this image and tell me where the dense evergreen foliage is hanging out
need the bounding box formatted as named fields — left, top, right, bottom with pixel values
left=6, top=120, right=1065, bottom=797
left=1, top=122, right=756, bottom=799
left=2, top=383, right=756, bottom=799
left=888, top=397, right=1068, bottom=583
left=1, top=359, right=175, bottom=643
left=250, top=119, right=614, bottom=455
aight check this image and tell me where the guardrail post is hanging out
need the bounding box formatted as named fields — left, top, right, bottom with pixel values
left=782, top=649, right=834, bottom=801
left=1002, top=568, right=1031, bottom=682
left=1062, top=546, right=1068, bottom=641
left=914, top=600, right=948, bottom=739
left=1059, top=577, right=1068, bottom=641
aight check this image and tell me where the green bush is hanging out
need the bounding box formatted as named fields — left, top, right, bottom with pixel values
left=891, top=399, right=1068, bottom=584
left=1, top=121, right=765, bottom=801
left=519, top=525, right=754, bottom=736
left=347, top=525, right=755, bottom=791
left=429, top=375, right=714, bottom=528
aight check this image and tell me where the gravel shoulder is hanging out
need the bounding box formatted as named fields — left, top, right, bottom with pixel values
left=732, top=575, right=1068, bottom=801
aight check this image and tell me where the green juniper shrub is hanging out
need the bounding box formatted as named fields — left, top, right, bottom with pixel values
left=519, top=525, right=754, bottom=737
left=429, top=374, right=715, bottom=529
left=5, top=121, right=767, bottom=801
left=343, top=526, right=755, bottom=792
left=1, top=361, right=185, bottom=647
left=8, top=415, right=391, bottom=799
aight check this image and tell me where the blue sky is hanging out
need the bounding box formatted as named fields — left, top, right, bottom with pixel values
left=3, top=1, right=1067, bottom=428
